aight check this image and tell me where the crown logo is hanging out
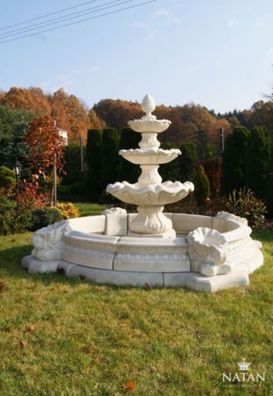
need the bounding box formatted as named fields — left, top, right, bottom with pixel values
left=237, top=358, right=251, bottom=371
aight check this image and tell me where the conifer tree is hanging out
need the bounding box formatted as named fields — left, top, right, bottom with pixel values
left=86, top=129, right=102, bottom=199
left=100, top=128, right=119, bottom=191
left=222, top=127, right=250, bottom=194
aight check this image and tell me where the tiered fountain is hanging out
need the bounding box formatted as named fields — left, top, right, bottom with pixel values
left=107, top=94, right=194, bottom=238
left=22, top=95, right=263, bottom=292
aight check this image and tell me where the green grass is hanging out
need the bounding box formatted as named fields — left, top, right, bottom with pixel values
left=0, top=229, right=273, bottom=395
left=74, top=202, right=107, bottom=217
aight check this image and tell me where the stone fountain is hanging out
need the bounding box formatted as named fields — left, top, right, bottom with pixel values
left=107, top=94, right=194, bottom=237
left=22, top=95, right=263, bottom=292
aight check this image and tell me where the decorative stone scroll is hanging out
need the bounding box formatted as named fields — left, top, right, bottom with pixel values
left=187, top=227, right=231, bottom=277
left=31, top=221, right=70, bottom=261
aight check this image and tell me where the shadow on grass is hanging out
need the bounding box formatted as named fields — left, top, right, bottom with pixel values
left=252, top=229, right=273, bottom=243
left=0, top=244, right=90, bottom=288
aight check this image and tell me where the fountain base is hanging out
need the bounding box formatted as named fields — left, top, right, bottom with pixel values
left=22, top=210, right=263, bottom=293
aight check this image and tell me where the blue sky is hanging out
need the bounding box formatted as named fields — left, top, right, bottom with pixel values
left=0, top=0, right=273, bottom=112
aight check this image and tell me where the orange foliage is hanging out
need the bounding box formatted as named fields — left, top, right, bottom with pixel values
left=50, top=89, right=90, bottom=143
left=26, top=115, right=64, bottom=176
left=0, top=87, right=51, bottom=116
left=125, top=381, right=136, bottom=391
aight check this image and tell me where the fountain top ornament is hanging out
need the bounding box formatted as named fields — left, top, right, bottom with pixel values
left=128, top=94, right=171, bottom=134
left=22, top=94, right=264, bottom=292
left=107, top=94, right=194, bottom=237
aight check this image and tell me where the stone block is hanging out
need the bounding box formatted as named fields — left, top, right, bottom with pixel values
left=66, top=264, right=164, bottom=287
left=22, top=256, right=59, bottom=273
left=105, top=213, right=128, bottom=236
left=68, top=215, right=106, bottom=234
left=163, top=272, right=188, bottom=287
left=62, top=246, right=115, bottom=270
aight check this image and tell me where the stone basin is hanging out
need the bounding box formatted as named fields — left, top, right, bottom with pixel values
left=22, top=211, right=263, bottom=293
left=119, top=148, right=181, bottom=165
left=128, top=118, right=171, bottom=133
left=106, top=181, right=194, bottom=206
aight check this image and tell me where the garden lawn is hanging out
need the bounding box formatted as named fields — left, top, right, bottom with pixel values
left=74, top=202, right=107, bottom=217
left=0, top=228, right=272, bottom=396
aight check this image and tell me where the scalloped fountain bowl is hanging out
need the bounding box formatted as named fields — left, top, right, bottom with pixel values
left=120, top=148, right=181, bottom=165
left=106, top=181, right=194, bottom=205
left=22, top=210, right=263, bottom=293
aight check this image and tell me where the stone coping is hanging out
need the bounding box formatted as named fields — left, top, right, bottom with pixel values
left=22, top=211, right=263, bottom=292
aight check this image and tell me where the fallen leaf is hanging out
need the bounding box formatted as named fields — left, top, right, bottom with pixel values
left=82, top=345, right=93, bottom=354
left=24, top=325, right=36, bottom=333
left=125, top=381, right=136, bottom=391
left=0, top=281, right=6, bottom=292
left=19, top=340, right=27, bottom=349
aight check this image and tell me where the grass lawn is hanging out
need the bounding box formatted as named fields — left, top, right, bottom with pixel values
left=0, top=212, right=273, bottom=395
left=74, top=202, right=108, bottom=217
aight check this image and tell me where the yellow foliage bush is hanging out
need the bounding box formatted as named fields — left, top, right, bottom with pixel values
left=55, top=202, right=80, bottom=219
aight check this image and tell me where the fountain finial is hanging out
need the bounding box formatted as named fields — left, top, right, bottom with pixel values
left=141, top=94, right=156, bottom=117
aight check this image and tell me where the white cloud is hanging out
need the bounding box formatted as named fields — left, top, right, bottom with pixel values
left=130, top=7, right=180, bottom=40
left=227, top=17, right=239, bottom=28
left=130, top=21, right=149, bottom=29
left=254, top=16, right=265, bottom=30
left=155, top=8, right=180, bottom=24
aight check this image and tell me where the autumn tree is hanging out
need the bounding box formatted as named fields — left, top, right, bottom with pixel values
left=93, top=99, right=142, bottom=130
left=88, top=109, right=106, bottom=129
left=50, top=89, right=90, bottom=143
left=0, top=87, right=51, bottom=117
left=26, top=115, right=64, bottom=181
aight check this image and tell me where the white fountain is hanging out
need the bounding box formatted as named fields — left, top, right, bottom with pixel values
left=22, top=95, right=263, bottom=292
left=107, top=94, right=194, bottom=237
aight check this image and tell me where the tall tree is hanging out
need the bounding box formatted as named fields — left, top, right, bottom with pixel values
left=160, top=142, right=180, bottom=182
left=100, top=128, right=119, bottom=191
left=0, top=105, right=32, bottom=168
left=86, top=129, right=103, bottom=199
left=246, top=126, right=272, bottom=198
left=117, top=127, right=141, bottom=183
left=0, top=87, right=51, bottom=116
left=88, top=109, right=106, bottom=129
left=179, top=143, right=198, bottom=182
left=221, top=127, right=251, bottom=194
left=26, top=115, right=64, bottom=180
left=50, top=89, right=90, bottom=143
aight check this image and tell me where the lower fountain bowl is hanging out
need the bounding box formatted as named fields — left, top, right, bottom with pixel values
left=22, top=211, right=263, bottom=293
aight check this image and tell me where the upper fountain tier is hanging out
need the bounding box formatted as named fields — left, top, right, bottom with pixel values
left=120, top=148, right=181, bottom=165
left=128, top=94, right=171, bottom=134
